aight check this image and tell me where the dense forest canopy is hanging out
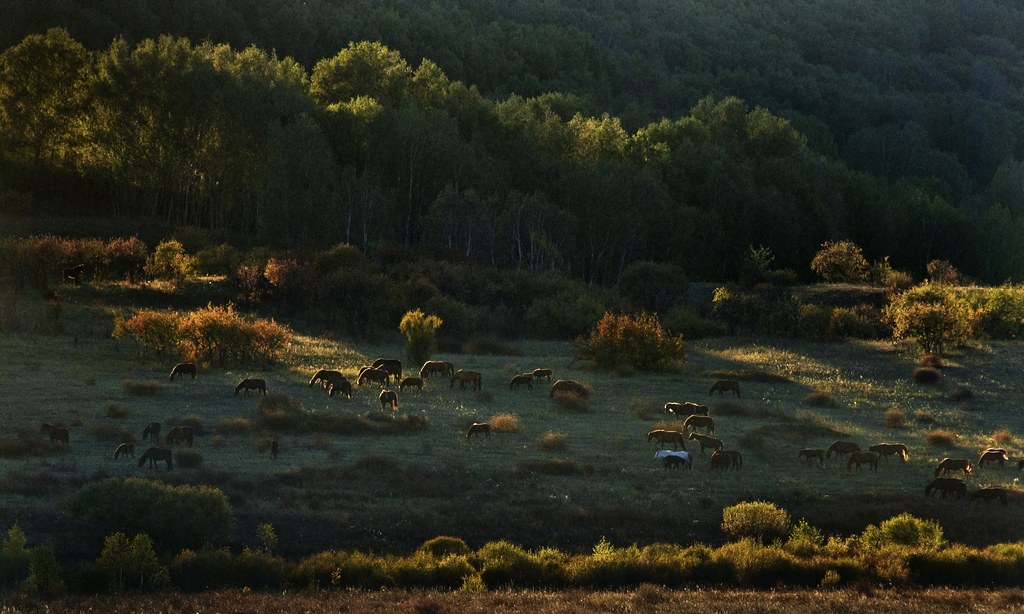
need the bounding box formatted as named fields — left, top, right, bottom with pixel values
left=1, top=0, right=1023, bottom=283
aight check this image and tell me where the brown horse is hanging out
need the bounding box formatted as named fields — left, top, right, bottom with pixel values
left=531, top=368, right=553, bottom=382
left=799, top=449, right=826, bottom=465
left=664, top=401, right=709, bottom=418
left=379, top=389, right=398, bottom=412
left=467, top=422, right=491, bottom=440
left=934, top=458, right=972, bottom=478
left=138, top=447, right=173, bottom=470
left=682, top=415, right=715, bottom=436
left=709, top=380, right=741, bottom=397
left=371, top=358, right=403, bottom=382
left=235, top=378, right=267, bottom=397
left=549, top=379, right=589, bottom=398
left=358, top=367, right=391, bottom=387
left=165, top=425, right=194, bottom=447
left=970, top=487, right=1008, bottom=505
left=826, top=441, right=860, bottom=460
left=711, top=450, right=742, bottom=470
left=925, top=477, right=966, bottom=499
left=169, top=362, right=197, bottom=381
left=40, top=423, right=69, bottom=446
left=663, top=454, right=690, bottom=469
left=420, top=360, right=454, bottom=379
left=979, top=448, right=1009, bottom=468
left=329, top=380, right=353, bottom=398
left=399, top=377, right=424, bottom=391
left=450, top=370, right=483, bottom=391
left=647, top=429, right=686, bottom=450
left=869, top=443, right=909, bottom=462
left=509, top=374, right=534, bottom=391
left=688, top=432, right=724, bottom=455
left=847, top=451, right=879, bottom=471
left=62, top=263, right=85, bottom=284
left=113, top=442, right=136, bottom=459
left=142, top=422, right=161, bottom=442
left=309, top=369, right=345, bottom=388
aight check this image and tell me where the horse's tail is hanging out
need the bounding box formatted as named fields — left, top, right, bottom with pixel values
left=900, top=447, right=909, bottom=462
left=934, top=463, right=943, bottom=477
left=391, top=398, right=397, bottom=411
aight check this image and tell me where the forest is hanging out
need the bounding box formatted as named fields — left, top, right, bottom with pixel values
left=1, top=0, right=1024, bottom=284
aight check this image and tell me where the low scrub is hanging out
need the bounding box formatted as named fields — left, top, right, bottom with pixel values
left=721, top=501, right=791, bottom=544
left=883, top=407, right=908, bottom=428
left=174, top=449, right=203, bottom=469
left=122, top=380, right=163, bottom=396
left=538, top=432, right=567, bottom=452
left=913, top=367, right=942, bottom=384
left=575, top=311, right=685, bottom=371
left=551, top=391, right=589, bottom=413
left=488, top=413, right=522, bottom=434
left=803, top=391, right=837, bottom=408
left=924, top=429, right=958, bottom=447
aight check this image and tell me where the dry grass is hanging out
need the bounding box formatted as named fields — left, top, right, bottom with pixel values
left=913, top=367, right=942, bottom=384
left=488, top=413, right=522, bottom=433
left=919, top=354, right=944, bottom=368
left=925, top=429, right=958, bottom=447
left=992, top=428, right=1013, bottom=446
left=539, top=431, right=567, bottom=452
left=915, top=410, right=936, bottom=424
left=803, top=391, right=837, bottom=408
left=122, top=379, right=163, bottom=396
left=104, top=403, right=128, bottom=419
left=216, top=417, right=252, bottom=434
left=551, top=390, right=589, bottom=412
left=883, top=407, right=907, bottom=428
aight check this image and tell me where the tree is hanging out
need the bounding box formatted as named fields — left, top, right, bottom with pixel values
left=399, top=309, right=443, bottom=365
left=810, top=240, right=869, bottom=283
left=884, top=282, right=980, bottom=354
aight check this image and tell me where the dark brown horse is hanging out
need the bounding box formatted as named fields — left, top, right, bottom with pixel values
left=847, top=451, right=879, bottom=471
left=169, top=362, right=197, bottom=381
left=114, top=442, right=136, bottom=459
left=647, top=429, right=686, bottom=450
left=869, top=443, right=909, bottom=462
left=142, top=422, right=161, bottom=442
left=165, top=425, right=194, bottom=447
left=979, top=448, right=1009, bottom=468
left=62, top=263, right=85, bottom=284
left=399, top=377, right=424, bottom=391
left=799, top=448, right=826, bottom=465
left=826, top=441, right=860, bottom=460
left=664, top=401, right=709, bottom=418
left=379, top=389, right=399, bottom=411
left=548, top=379, right=589, bottom=398
left=234, top=378, right=267, bottom=397
left=309, top=369, right=345, bottom=389
left=531, top=368, right=553, bottom=382
left=40, top=423, right=69, bottom=446
left=934, top=458, right=972, bottom=478
left=925, top=477, right=966, bottom=499
left=710, top=450, right=742, bottom=470
left=688, top=432, right=724, bottom=454
left=371, top=358, right=403, bottom=382
left=450, top=370, right=483, bottom=391
left=709, top=380, right=741, bottom=397
left=682, top=415, right=715, bottom=436
left=970, top=487, right=1008, bottom=505
left=138, top=447, right=172, bottom=470
left=420, top=360, right=453, bottom=379
left=357, top=366, right=391, bottom=387
left=509, top=374, right=534, bottom=391
left=467, top=422, right=491, bottom=440
left=329, top=380, right=353, bottom=398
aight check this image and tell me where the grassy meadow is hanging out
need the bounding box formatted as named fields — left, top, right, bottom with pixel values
left=2, top=292, right=1024, bottom=565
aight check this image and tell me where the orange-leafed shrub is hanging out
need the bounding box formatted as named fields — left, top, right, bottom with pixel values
left=113, top=309, right=181, bottom=356
left=575, top=311, right=685, bottom=371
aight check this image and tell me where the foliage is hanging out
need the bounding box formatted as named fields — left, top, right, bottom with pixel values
left=926, top=260, right=963, bottom=286
left=615, top=261, right=688, bottom=312
left=574, top=311, right=685, bottom=371
left=399, top=309, right=442, bottom=365
left=96, top=532, right=170, bottom=593
left=418, top=536, right=471, bottom=558
left=144, top=240, right=195, bottom=280
left=884, top=282, right=981, bottom=354
left=721, top=501, right=791, bottom=544
left=860, top=513, right=945, bottom=552
left=0, top=524, right=30, bottom=590
left=810, top=241, right=869, bottom=283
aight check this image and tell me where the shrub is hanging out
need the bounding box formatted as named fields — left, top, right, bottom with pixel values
left=810, top=240, right=869, bottom=283
left=174, top=449, right=202, bottom=469
left=785, top=519, right=825, bottom=557
left=919, top=354, right=944, bottom=368
left=721, top=501, right=791, bottom=544
left=915, top=410, right=936, bottom=424
left=948, top=385, right=973, bottom=402
left=883, top=408, right=907, bottom=428
left=524, top=291, right=606, bottom=339
left=488, top=413, right=521, bottom=433
left=551, top=390, right=589, bottom=413
left=216, top=418, right=252, bottom=434
left=104, top=404, right=128, bottom=419
left=575, top=311, right=685, bottom=371
left=112, top=309, right=180, bottom=356
left=539, top=432, right=567, bottom=452
left=926, top=259, right=963, bottom=286
left=103, top=236, right=147, bottom=283
left=96, top=532, right=170, bottom=592
left=121, top=380, right=163, bottom=396
left=24, top=546, right=63, bottom=595
left=144, top=240, right=195, bottom=280
left=884, top=282, right=980, bottom=354
left=399, top=309, right=443, bottom=365
left=418, top=536, right=471, bottom=558
left=924, top=429, right=957, bottom=447
left=803, top=391, right=837, bottom=408
left=829, top=305, right=884, bottom=339
left=193, top=244, right=241, bottom=276
left=870, top=256, right=913, bottom=293
left=860, top=513, right=944, bottom=551
left=913, top=367, right=942, bottom=384
left=0, top=525, right=31, bottom=589
left=796, top=303, right=834, bottom=340
left=993, top=428, right=1014, bottom=446
left=475, top=541, right=550, bottom=588
left=662, top=306, right=728, bottom=339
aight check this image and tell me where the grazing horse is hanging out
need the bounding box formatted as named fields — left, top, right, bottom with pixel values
left=826, top=441, right=860, bottom=460
left=509, top=374, right=534, bottom=391
left=682, top=415, right=715, bottom=436
left=329, top=380, right=353, bottom=399
left=309, top=369, right=345, bottom=389
left=687, top=432, right=724, bottom=455
left=235, top=378, right=267, bottom=397
left=40, top=423, right=69, bottom=446
left=799, top=449, right=826, bottom=465
left=138, top=447, right=173, bottom=470
left=549, top=379, right=589, bottom=398
left=113, top=443, right=136, bottom=459
left=62, top=264, right=85, bottom=284
left=655, top=449, right=691, bottom=469
left=165, top=425, right=194, bottom=447
left=467, top=422, right=491, bottom=440
left=379, top=389, right=398, bottom=412
left=709, top=380, right=741, bottom=397
left=270, top=440, right=279, bottom=460
left=847, top=451, right=879, bottom=471
left=531, top=368, right=553, bottom=382
left=925, top=477, right=966, bottom=499
left=664, top=402, right=709, bottom=418
left=934, top=458, right=972, bottom=478
left=399, top=377, right=424, bottom=391
left=970, top=487, right=1008, bottom=505
left=169, top=362, right=197, bottom=381
left=710, top=450, right=742, bottom=471
left=647, top=429, right=686, bottom=450
left=371, top=358, right=403, bottom=382
left=450, top=370, right=483, bottom=391
left=869, top=443, right=910, bottom=462
left=358, top=367, right=391, bottom=387
left=142, top=422, right=161, bottom=442
left=420, top=360, right=453, bottom=379
left=979, top=448, right=1009, bottom=468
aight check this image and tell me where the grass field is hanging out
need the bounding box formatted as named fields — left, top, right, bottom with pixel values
left=2, top=294, right=1024, bottom=564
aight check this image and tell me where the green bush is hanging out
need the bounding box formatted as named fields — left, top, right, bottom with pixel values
left=796, top=303, right=834, bottom=340
left=970, top=285, right=1024, bottom=339
left=144, top=239, right=195, bottom=280
left=524, top=291, right=606, bottom=339
left=713, top=539, right=818, bottom=586
left=0, top=524, right=31, bottom=590
left=810, top=240, right=868, bottom=283
left=418, top=536, right=471, bottom=558
left=96, top=532, right=170, bottom=593
left=399, top=308, right=442, bottom=365
left=884, top=282, right=980, bottom=354
left=721, top=501, right=791, bottom=544
left=575, top=311, right=685, bottom=371
left=475, top=540, right=551, bottom=588
left=829, top=305, right=884, bottom=339
left=24, top=546, right=64, bottom=595
left=662, top=305, right=727, bottom=339
left=616, top=260, right=688, bottom=313
left=860, top=513, right=945, bottom=552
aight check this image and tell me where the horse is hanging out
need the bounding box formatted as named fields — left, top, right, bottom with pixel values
left=142, top=422, right=161, bottom=442
left=709, top=380, right=741, bottom=397
left=647, top=429, right=686, bottom=450
left=549, top=379, right=588, bottom=398
left=113, top=442, right=136, bottom=459
left=970, top=487, right=1008, bottom=505
left=682, top=415, right=715, bottom=436
left=40, top=423, right=69, bottom=446
left=62, top=263, right=85, bottom=284
left=165, top=425, right=194, bottom=447
left=399, top=377, right=424, bottom=391
left=509, top=374, right=534, bottom=391
left=979, top=448, right=1009, bottom=468
left=420, top=360, right=453, bottom=379
left=664, top=401, right=709, bottom=418
left=925, top=477, right=966, bottom=499
left=847, top=451, right=879, bottom=471
left=329, top=380, right=353, bottom=398
left=450, top=370, right=483, bottom=391
left=710, top=450, right=742, bottom=471
left=358, top=366, right=391, bottom=387
left=934, top=458, right=972, bottom=478
left=869, top=443, right=909, bottom=462
left=826, top=441, right=860, bottom=460
left=138, top=447, right=173, bottom=470
left=309, top=369, right=345, bottom=389
left=687, top=432, right=724, bottom=455
left=531, top=368, right=553, bottom=382
left=655, top=449, right=691, bottom=470
left=371, top=358, right=403, bottom=382
left=799, top=449, right=826, bottom=465
left=467, top=422, right=491, bottom=440
left=270, top=440, right=279, bottom=460
left=235, top=378, right=267, bottom=397
left=169, top=362, right=197, bottom=381
left=379, top=389, right=398, bottom=412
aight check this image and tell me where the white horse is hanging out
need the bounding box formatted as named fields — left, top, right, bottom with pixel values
left=655, top=449, right=691, bottom=469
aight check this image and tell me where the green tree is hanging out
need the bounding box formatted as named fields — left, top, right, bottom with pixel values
left=96, top=532, right=170, bottom=593
left=810, top=240, right=869, bottom=283
left=399, top=309, right=443, bottom=365
left=884, top=282, right=980, bottom=354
